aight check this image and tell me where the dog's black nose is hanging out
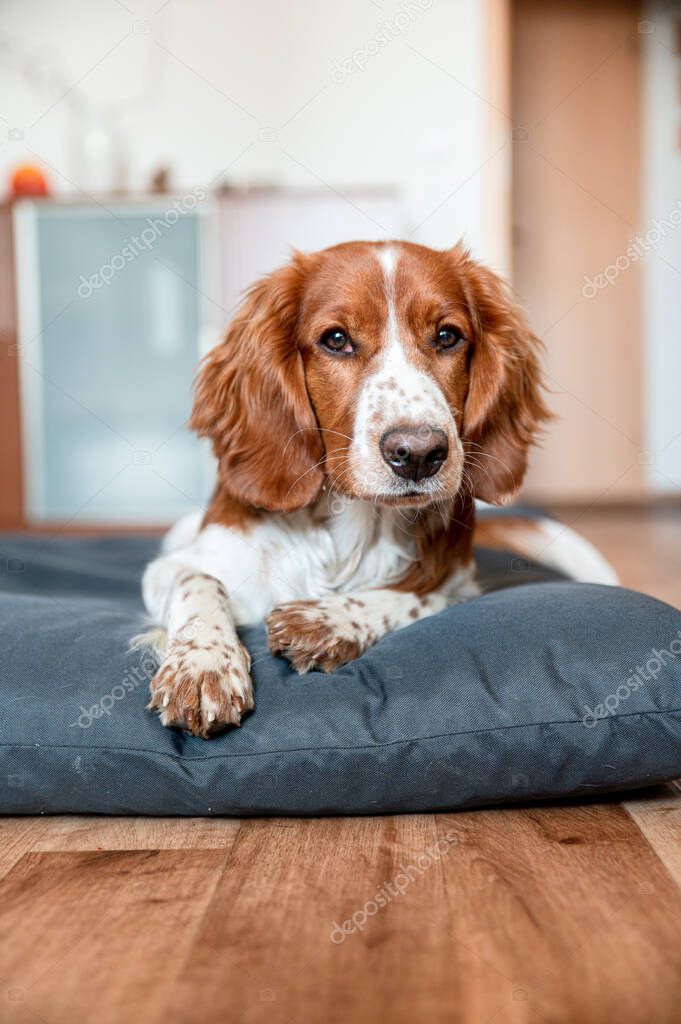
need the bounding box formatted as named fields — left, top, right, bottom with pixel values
left=380, top=427, right=448, bottom=482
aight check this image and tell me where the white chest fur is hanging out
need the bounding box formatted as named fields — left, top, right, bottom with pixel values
left=160, top=497, right=419, bottom=625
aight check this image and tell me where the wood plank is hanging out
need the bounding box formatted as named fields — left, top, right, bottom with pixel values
left=32, top=815, right=242, bottom=852
left=624, top=782, right=681, bottom=889
left=0, top=819, right=46, bottom=880
left=0, top=849, right=227, bottom=1024
left=144, top=805, right=681, bottom=1024
left=431, top=804, right=681, bottom=1024
left=2, top=806, right=680, bottom=1024
left=164, top=814, right=458, bottom=1024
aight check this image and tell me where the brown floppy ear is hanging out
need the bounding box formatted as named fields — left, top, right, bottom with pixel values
left=190, top=255, right=324, bottom=512
left=457, top=246, right=551, bottom=505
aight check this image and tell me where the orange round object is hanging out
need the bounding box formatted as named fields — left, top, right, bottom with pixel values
left=10, top=164, right=49, bottom=197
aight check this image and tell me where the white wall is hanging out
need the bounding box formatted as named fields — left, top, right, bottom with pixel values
left=0, top=0, right=499, bottom=257
left=642, top=1, right=681, bottom=493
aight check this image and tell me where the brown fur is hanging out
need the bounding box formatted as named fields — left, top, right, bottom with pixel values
left=266, top=602, right=367, bottom=673
left=391, top=493, right=476, bottom=596
left=190, top=258, right=324, bottom=514
left=454, top=246, right=551, bottom=503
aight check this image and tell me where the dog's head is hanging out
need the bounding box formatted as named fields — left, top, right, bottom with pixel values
left=191, top=240, right=550, bottom=512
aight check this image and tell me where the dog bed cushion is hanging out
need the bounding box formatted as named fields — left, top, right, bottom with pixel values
left=1, top=527, right=681, bottom=815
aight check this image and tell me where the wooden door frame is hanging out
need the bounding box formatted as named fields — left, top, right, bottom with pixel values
left=0, top=203, right=24, bottom=530
left=483, top=0, right=513, bottom=279
left=509, top=0, right=645, bottom=503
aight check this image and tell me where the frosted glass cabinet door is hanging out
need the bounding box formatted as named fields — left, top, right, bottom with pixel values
left=14, top=202, right=213, bottom=524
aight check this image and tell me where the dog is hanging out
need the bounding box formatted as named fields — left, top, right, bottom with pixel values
left=140, top=240, right=616, bottom=738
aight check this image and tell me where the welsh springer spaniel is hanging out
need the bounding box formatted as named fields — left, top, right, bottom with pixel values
left=140, top=240, right=616, bottom=737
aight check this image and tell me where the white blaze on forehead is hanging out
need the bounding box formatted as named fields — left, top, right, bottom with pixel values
left=348, top=245, right=456, bottom=488
left=378, top=245, right=399, bottom=349
left=378, top=245, right=397, bottom=276
left=370, top=245, right=450, bottom=417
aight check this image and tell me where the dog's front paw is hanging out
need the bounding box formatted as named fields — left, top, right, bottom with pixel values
left=148, top=639, right=253, bottom=738
left=266, top=600, right=370, bottom=674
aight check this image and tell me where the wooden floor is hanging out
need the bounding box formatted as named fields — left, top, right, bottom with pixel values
left=1, top=507, right=681, bottom=1024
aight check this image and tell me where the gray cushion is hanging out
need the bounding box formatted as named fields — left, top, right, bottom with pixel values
left=1, top=530, right=680, bottom=815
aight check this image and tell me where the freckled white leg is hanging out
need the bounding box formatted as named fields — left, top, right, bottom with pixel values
left=267, top=568, right=479, bottom=674
left=142, top=556, right=253, bottom=738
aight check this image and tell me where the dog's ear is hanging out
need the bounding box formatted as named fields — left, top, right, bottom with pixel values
left=456, top=245, right=551, bottom=504
left=190, top=255, right=324, bottom=512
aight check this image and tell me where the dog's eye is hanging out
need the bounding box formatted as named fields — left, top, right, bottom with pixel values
left=319, top=328, right=355, bottom=355
left=435, top=325, right=465, bottom=351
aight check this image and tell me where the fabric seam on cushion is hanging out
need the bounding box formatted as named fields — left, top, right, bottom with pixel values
left=2, top=707, right=681, bottom=762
